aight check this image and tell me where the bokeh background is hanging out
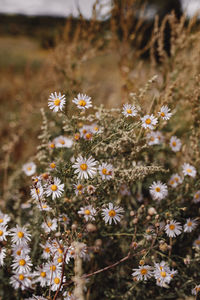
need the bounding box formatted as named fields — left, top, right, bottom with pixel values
left=0, top=0, right=200, bottom=198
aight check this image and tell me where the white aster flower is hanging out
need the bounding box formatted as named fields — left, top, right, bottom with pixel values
left=41, top=218, right=57, bottom=233
left=12, top=254, right=32, bottom=273
left=149, top=181, right=168, bottom=201
left=40, top=242, right=53, bottom=259
left=50, top=275, right=65, bottom=291
left=0, top=248, right=6, bottom=266
left=45, top=177, right=64, bottom=200
left=193, top=191, right=200, bottom=203
left=30, top=185, right=44, bottom=200
left=34, top=265, right=49, bottom=287
left=59, top=214, right=70, bottom=224
left=102, top=202, right=124, bottom=225
left=72, top=93, right=92, bottom=110
left=168, top=174, right=182, bottom=188
left=90, top=123, right=103, bottom=135
left=158, top=105, right=172, bottom=120
left=132, top=265, right=153, bottom=281
left=182, top=163, right=196, bottom=178
left=44, top=261, right=62, bottom=279
left=48, top=92, right=66, bottom=112
left=192, top=285, right=200, bottom=295
left=169, top=136, right=182, bottom=152
left=193, top=235, right=200, bottom=248
left=122, top=104, right=137, bottom=117
left=165, top=220, right=182, bottom=238
left=141, top=114, right=158, bottom=130
left=54, top=135, right=73, bottom=148
left=98, top=162, right=113, bottom=180
left=22, top=162, right=36, bottom=176
left=10, top=273, right=32, bottom=290
left=184, top=218, right=197, bottom=233
left=154, top=262, right=173, bottom=287
left=146, top=131, right=159, bottom=145
left=0, top=211, right=10, bottom=225
left=0, top=225, right=9, bottom=241
left=86, top=185, right=96, bottom=194
left=73, top=182, right=85, bottom=196
left=78, top=205, right=97, bottom=221
left=72, top=156, right=97, bottom=180
left=37, top=201, right=51, bottom=211
left=63, top=291, right=77, bottom=300
left=12, top=244, right=30, bottom=257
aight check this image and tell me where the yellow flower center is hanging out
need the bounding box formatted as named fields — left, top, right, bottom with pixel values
left=57, top=257, right=63, bottom=263
left=195, top=240, right=200, bottom=245
left=42, top=205, right=47, bottom=209
left=195, top=193, right=199, bottom=199
left=84, top=209, right=91, bottom=215
left=80, top=163, right=87, bottom=171
left=50, top=162, right=56, bottom=169
left=19, top=274, right=24, bottom=281
left=19, top=259, right=26, bottom=266
left=150, top=137, right=155, bottom=141
left=36, top=188, right=40, bottom=194
left=79, top=100, right=86, bottom=107
left=172, top=141, right=177, bottom=147
left=94, top=126, right=99, bottom=131
left=155, top=187, right=161, bottom=192
left=40, top=271, right=46, bottom=277
left=58, top=248, right=63, bottom=254
left=74, top=133, right=80, bottom=140
left=47, top=222, right=52, bottom=227
left=51, top=184, right=58, bottom=191
left=0, top=219, right=3, bottom=223
left=187, top=168, right=192, bottom=173
left=140, top=268, right=147, bottom=275
left=54, top=99, right=61, bottom=106
left=170, top=180, right=174, bottom=185
left=85, top=133, right=92, bottom=139
left=63, top=216, right=67, bottom=222
left=169, top=224, right=175, bottom=230
left=109, top=210, right=116, bottom=217
left=50, top=265, right=56, bottom=271
left=174, top=177, right=179, bottom=182
left=27, top=167, right=32, bottom=171
left=16, top=250, right=21, bottom=255
left=17, top=231, right=24, bottom=238
left=187, top=221, right=192, bottom=226
left=145, top=118, right=151, bottom=124
left=160, top=112, right=165, bottom=117
left=77, top=184, right=83, bottom=190
left=54, top=277, right=60, bottom=284
left=0, top=230, right=3, bottom=236
left=45, top=247, right=50, bottom=253
left=50, top=143, right=55, bottom=149
left=59, top=139, right=65, bottom=145
left=161, top=271, right=166, bottom=277
left=126, top=109, right=132, bottom=114
left=102, top=168, right=108, bottom=175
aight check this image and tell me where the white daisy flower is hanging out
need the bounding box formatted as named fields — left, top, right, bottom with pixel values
left=146, top=131, right=159, bottom=145
left=165, top=220, right=182, bottom=238
left=63, top=291, right=77, bottom=300
left=59, top=214, right=70, bottom=224
left=149, top=181, right=168, bottom=201
left=49, top=161, right=56, bottom=170
left=48, top=141, right=56, bottom=150
left=44, top=261, right=62, bottom=279
left=40, top=242, right=53, bottom=259
left=156, top=131, right=165, bottom=143
left=83, top=131, right=93, bottom=141
left=73, top=182, right=85, bottom=196
left=141, top=114, right=158, bottom=130
left=48, top=92, right=66, bottom=112
left=78, top=205, right=97, bottom=221
left=72, top=93, right=92, bottom=110
left=132, top=265, right=153, bottom=281
left=86, top=185, right=96, bottom=194
left=50, top=275, right=65, bottom=291
left=168, top=174, right=182, bottom=188
left=158, top=105, right=172, bottom=120
left=102, top=202, right=124, bottom=225
left=41, top=218, right=57, bottom=233
left=30, top=186, right=44, bottom=200
left=12, top=254, right=32, bottom=273
left=169, top=136, right=182, bottom=152
left=79, top=125, right=91, bottom=137
left=122, top=104, right=137, bottom=117
left=0, top=248, right=6, bottom=266
left=45, top=177, right=64, bottom=200
left=90, top=123, right=103, bottom=135
left=154, top=262, right=173, bottom=287
left=34, top=265, right=49, bottom=287
left=37, top=201, right=51, bottom=211
left=193, top=191, right=200, bottom=203
left=192, top=285, right=200, bottom=295
left=22, top=162, right=36, bottom=176
left=72, top=156, right=97, bottom=180
left=98, top=162, right=113, bottom=180
left=12, top=244, right=30, bottom=257
left=182, top=163, right=196, bottom=178
left=193, top=235, right=200, bottom=248
left=0, top=211, right=10, bottom=225
left=54, top=135, right=73, bottom=148
left=184, top=218, right=197, bottom=233
left=10, top=273, right=32, bottom=290
left=0, top=225, right=9, bottom=241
